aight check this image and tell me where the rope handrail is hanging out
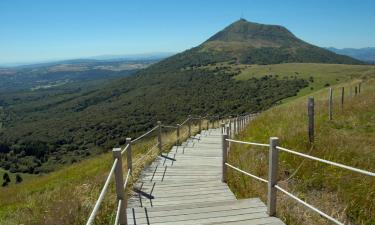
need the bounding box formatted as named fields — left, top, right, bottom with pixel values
left=180, top=117, right=190, bottom=126
left=131, top=126, right=159, bottom=143
left=123, top=169, right=131, bottom=189
left=225, top=139, right=269, bottom=147
left=275, top=185, right=344, bottom=225
left=133, top=143, right=158, bottom=166
left=276, top=146, right=375, bottom=177
left=114, top=200, right=122, bottom=225
left=120, top=144, right=130, bottom=155
left=162, top=125, right=178, bottom=129
left=86, top=158, right=118, bottom=225
left=225, top=163, right=268, bottom=183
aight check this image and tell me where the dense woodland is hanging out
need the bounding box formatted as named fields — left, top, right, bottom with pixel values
left=0, top=63, right=308, bottom=174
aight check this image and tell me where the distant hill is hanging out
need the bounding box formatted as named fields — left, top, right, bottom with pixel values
left=161, top=19, right=362, bottom=66
left=0, top=59, right=160, bottom=92
left=326, top=47, right=375, bottom=63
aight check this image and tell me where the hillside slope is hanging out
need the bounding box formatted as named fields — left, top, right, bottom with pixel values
left=227, top=79, right=375, bottom=225
left=166, top=19, right=362, bottom=66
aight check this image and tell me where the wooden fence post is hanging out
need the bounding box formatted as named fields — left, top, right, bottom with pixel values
left=238, top=117, right=241, bottom=132
left=221, top=123, right=228, bottom=183
left=308, top=97, right=314, bottom=143
left=176, top=124, right=180, bottom=146
left=112, top=148, right=127, bottom=225
left=355, top=86, right=358, bottom=96
left=199, top=116, right=202, bottom=133
left=157, top=121, right=162, bottom=153
left=341, top=87, right=344, bottom=110
left=239, top=117, right=242, bottom=131
left=359, top=83, right=361, bottom=93
left=126, top=138, right=132, bottom=174
left=267, top=137, right=279, bottom=216
left=229, top=117, right=232, bottom=138
left=329, top=88, right=333, bottom=120
left=233, top=117, right=237, bottom=136
left=188, top=115, right=191, bottom=137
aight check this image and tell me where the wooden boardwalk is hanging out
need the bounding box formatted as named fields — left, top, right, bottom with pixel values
left=127, top=128, right=285, bottom=225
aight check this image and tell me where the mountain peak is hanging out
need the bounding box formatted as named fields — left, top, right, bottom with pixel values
left=205, top=19, right=300, bottom=47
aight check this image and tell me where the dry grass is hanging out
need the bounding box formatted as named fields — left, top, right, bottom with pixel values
left=0, top=118, right=216, bottom=224
left=227, top=79, right=375, bottom=225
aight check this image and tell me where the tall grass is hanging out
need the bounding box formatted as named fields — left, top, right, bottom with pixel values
left=227, top=79, right=375, bottom=225
left=0, top=117, right=215, bottom=224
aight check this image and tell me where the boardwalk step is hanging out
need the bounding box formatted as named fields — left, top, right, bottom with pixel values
left=127, top=128, right=285, bottom=224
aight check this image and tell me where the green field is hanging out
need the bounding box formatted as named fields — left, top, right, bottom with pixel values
left=0, top=168, right=36, bottom=187
left=235, top=63, right=375, bottom=99
left=227, top=78, right=375, bottom=225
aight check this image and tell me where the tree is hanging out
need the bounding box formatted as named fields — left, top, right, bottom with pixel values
left=16, top=174, right=23, bottom=183
left=3, top=173, right=10, bottom=182
left=2, top=172, right=11, bottom=186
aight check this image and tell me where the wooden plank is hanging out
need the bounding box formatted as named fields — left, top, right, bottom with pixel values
left=127, top=128, right=285, bottom=225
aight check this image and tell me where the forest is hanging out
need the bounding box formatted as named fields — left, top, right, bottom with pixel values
left=0, top=65, right=308, bottom=174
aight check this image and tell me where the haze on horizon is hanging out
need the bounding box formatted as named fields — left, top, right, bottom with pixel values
left=1, top=0, right=375, bottom=65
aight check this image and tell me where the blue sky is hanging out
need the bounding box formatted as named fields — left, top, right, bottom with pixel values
left=1, top=0, right=375, bottom=64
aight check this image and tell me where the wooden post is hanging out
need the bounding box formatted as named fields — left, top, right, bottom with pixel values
left=328, top=88, right=333, bottom=120
left=238, top=117, right=241, bottom=132
left=126, top=138, right=132, bottom=174
left=233, top=117, right=237, bottom=136
left=188, top=115, right=191, bottom=137
left=229, top=117, right=232, bottom=138
left=206, top=120, right=209, bottom=130
left=176, top=124, right=180, bottom=146
left=355, top=86, right=358, bottom=96
left=157, top=121, right=162, bottom=153
left=308, top=97, right=314, bottom=143
left=341, top=87, right=344, bottom=110
left=221, top=124, right=228, bottom=183
left=199, top=116, right=202, bottom=133
left=267, top=137, right=279, bottom=216
left=112, top=148, right=127, bottom=224
left=359, top=83, right=361, bottom=93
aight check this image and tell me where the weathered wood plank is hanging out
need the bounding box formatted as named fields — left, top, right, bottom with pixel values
left=127, top=128, right=285, bottom=225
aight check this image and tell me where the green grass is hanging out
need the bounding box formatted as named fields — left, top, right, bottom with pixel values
left=0, top=120, right=208, bottom=225
left=235, top=63, right=375, bottom=99
left=227, top=79, right=375, bottom=225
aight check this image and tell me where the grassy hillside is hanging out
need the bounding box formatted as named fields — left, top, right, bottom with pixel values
left=227, top=79, right=375, bottom=225
left=0, top=120, right=205, bottom=224
left=197, top=19, right=361, bottom=65
left=235, top=63, right=375, bottom=99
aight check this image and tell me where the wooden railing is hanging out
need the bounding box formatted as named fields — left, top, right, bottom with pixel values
left=85, top=114, right=232, bottom=225
left=221, top=119, right=375, bottom=225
